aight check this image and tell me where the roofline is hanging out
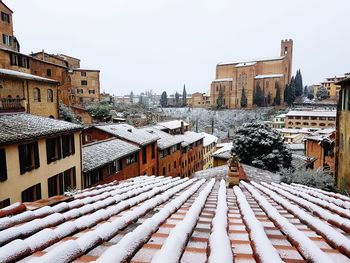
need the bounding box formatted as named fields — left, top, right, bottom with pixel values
left=0, top=70, right=59, bottom=85
left=57, top=53, right=81, bottom=61
left=336, top=77, right=350, bottom=85
left=73, top=69, right=100, bottom=72
left=0, top=0, right=13, bottom=13
left=218, top=56, right=285, bottom=66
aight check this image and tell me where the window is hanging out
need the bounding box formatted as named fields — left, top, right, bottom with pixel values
left=126, top=154, right=137, bottom=165
left=46, top=69, right=52, bottom=77
left=22, top=183, right=41, bottom=202
left=0, top=148, right=7, bottom=182
left=109, top=159, right=121, bottom=175
left=47, top=89, right=53, bottom=102
left=62, top=134, right=75, bottom=158
left=2, top=34, right=12, bottom=46
left=81, top=71, right=87, bottom=77
left=46, top=137, right=62, bottom=164
left=18, top=142, right=40, bottom=174
left=48, top=167, right=76, bottom=197
left=174, top=161, right=176, bottom=169
left=163, top=167, right=166, bottom=175
left=88, top=90, right=95, bottom=94
left=84, top=168, right=102, bottom=188
left=81, top=80, right=88, bottom=86
left=0, top=198, right=10, bottom=209
left=142, top=147, right=147, bottom=164
left=77, top=89, right=83, bottom=94
left=10, top=53, right=18, bottom=65
left=1, top=12, right=10, bottom=23
left=34, top=88, right=41, bottom=102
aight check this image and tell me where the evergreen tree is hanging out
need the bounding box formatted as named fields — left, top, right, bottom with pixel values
left=175, top=92, right=180, bottom=107
left=284, top=84, right=289, bottom=103
left=267, top=92, right=272, bottom=105
left=254, top=84, right=264, bottom=107
left=303, top=86, right=308, bottom=97
left=217, top=86, right=224, bottom=109
left=160, top=91, right=168, bottom=107
left=294, top=69, right=303, bottom=97
left=182, top=85, right=187, bottom=107
left=240, top=87, right=248, bottom=108
left=130, top=91, right=134, bottom=104
left=274, top=81, right=281, bottom=105
left=286, top=76, right=296, bottom=106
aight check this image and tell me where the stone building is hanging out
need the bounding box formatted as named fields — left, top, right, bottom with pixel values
left=320, top=73, right=349, bottom=99
left=284, top=110, right=336, bottom=129
left=0, top=113, right=82, bottom=207
left=188, top=92, right=211, bottom=108
left=210, top=39, right=293, bottom=108
left=201, top=132, right=218, bottom=169
left=0, top=1, right=19, bottom=52
left=70, top=69, right=100, bottom=106
left=336, top=77, right=350, bottom=193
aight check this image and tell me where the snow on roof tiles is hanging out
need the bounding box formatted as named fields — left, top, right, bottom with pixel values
left=212, top=78, right=233, bottom=82
left=1, top=176, right=349, bottom=262
left=235, top=62, right=257, bottom=67
left=175, top=131, right=204, bottom=147
left=285, top=110, right=336, bottom=117
left=82, top=138, right=140, bottom=172
left=95, top=124, right=159, bottom=146
left=141, top=127, right=183, bottom=150
left=218, top=56, right=285, bottom=66
left=0, top=113, right=82, bottom=145
left=155, top=120, right=189, bottom=130
left=200, top=132, right=218, bottom=147
left=0, top=68, right=59, bottom=84
left=254, top=74, right=284, bottom=79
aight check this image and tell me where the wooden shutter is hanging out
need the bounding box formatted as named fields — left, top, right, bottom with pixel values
left=18, top=144, right=26, bottom=174
left=35, top=183, right=41, bottom=200
left=0, top=149, right=7, bottom=182
left=33, top=141, right=40, bottom=169
left=62, top=135, right=68, bottom=158
left=57, top=137, right=62, bottom=160
left=71, top=134, right=75, bottom=155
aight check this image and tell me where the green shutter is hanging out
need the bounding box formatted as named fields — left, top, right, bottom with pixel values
left=18, top=144, right=26, bottom=174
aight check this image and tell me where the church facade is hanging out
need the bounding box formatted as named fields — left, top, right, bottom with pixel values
left=210, top=39, right=293, bottom=108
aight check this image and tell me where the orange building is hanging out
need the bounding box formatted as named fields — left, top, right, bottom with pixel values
left=0, top=1, right=19, bottom=52
left=305, top=130, right=335, bottom=171
left=210, top=39, right=293, bottom=108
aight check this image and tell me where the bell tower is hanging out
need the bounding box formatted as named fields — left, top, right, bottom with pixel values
left=280, top=39, right=293, bottom=83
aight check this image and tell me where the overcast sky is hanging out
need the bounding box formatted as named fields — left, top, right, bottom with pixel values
left=7, top=0, right=350, bottom=95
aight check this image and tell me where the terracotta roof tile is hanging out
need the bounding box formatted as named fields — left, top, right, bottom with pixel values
left=0, top=176, right=349, bottom=262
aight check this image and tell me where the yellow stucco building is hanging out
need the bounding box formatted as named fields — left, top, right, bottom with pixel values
left=336, top=77, right=350, bottom=193
left=0, top=113, right=83, bottom=207
left=210, top=39, right=293, bottom=109
left=201, top=132, right=218, bottom=169
left=320, top=74, right=349, bottom=99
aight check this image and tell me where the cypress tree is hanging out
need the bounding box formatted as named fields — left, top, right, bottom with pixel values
left=255, top=84, right=264, bottom=107
left=160, top=91, right=168, bottom=107
left=182, top=85, right=187, bottom=106
left=240, top=87, right=248, bottom=108
left=274, top=81, right=281, bottom=105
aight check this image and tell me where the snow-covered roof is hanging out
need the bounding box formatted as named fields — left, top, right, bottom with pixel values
left=141, top=127, right=183, bottom=150
left=285, top=110, right=336, bottom=117
left=2, top=176, right=349, bottom=262
left=218, top=56, right=285, bottom=66
left=82, top=138, right=140, bottom=172
left=95, top=124, right=159, bottom=146
left=286, top=143, right=305, bottom=150
left=0, top=113, right=82, bottom=145
left=200, top=132, right=218, bottom=147
left=155, top=120, right=189, bottom=130
left=275, top=114, right=286, bottom=118
left=235, top=62, right=257, bottom=67
left=0, top=68, right=58, bottom=84
left=254, top=74, right=284, bottom=79
left=175, top=131, right=204, bottom=147
left=212, top=78, right=233, bottom=82
left=212, top=143, right=232, bottom=159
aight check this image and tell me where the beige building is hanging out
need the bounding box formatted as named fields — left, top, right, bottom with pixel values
left=0, top=1, right=19, bottom=52
left=70, top=69, right=100, bottom=105
left=201, top=132, right=218, bottom=169
left=210, top=39, right=293, bottom=108
left=272, top=114, right=286, bottom=129
left=285, top=110, right=336, bottom=129
left=0, top=113, right=83, bottom=207
left=336, top=77, right=350, bottom=193
left=189, top=92, right=211, bottom=108
left=320, top=74, right=349, bottom=99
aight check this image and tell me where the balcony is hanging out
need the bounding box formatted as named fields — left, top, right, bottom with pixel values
left=0, top=98, right=26, bottom=113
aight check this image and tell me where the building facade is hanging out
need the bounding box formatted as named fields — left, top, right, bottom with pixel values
left=320, top=74, right=349, bottom=99
left=336, top=78, right=350, bottom=193
left=70, top=69, right=100, bottom=106
left=188, top=92, right=211, bottom=108
left=201, top=132, right=218, bottom=169
left=285, top=110, right=336, bottom=129
left=0, top=113, right=82, bottom=207
left=210, top=39, right=293, bottom=109
left=0, top=1, right=19, bottom=52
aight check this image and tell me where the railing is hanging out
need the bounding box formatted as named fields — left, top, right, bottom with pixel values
left=0, top=98, right=26, bottom=111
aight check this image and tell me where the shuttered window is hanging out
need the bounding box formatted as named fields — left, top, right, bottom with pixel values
left=0, top=198, right=10, bottom=209
left=21, top=183, right=41, bottom=202
left=62, top=134, right=75, bottom=158
left=48, top=167, right=76, bottom=197
left=46, top=137, right=62, bottom=164
left=18, top=142, right=40, bottom=174
left=0, top=148, right=7, bottom=182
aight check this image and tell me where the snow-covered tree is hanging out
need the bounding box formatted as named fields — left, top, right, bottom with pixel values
left=253, top=84, right=264, bottom=107
left=130, top=91, right=134, bottom=104
left=280, top=168, right=337, bottom=192
left=175, top=92, right=180, bottom=107
left=86, top=102, right=112, bottom=121
left=232, top=123, right=292, bottom=172
left=182, top=85, right=187, bottom=107
left=316, top=86, right=329, bottom=100
left=160, top=91, right=168, bottom=107
left=59, top=104, right=82, bottom=124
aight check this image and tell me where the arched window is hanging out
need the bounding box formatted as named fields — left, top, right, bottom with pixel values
left=7, top=95, right=12, bottom=98
left=319, top=123, right=326, bottom=127
left=303, top=122, right=309, bottom=126
left=34, top=88, right=41, bottom=102
left=47, top=89, right=53, bottom=102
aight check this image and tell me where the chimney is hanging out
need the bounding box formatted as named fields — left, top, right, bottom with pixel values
left=227, top=152, right=240, bottom=187
left=180, top=120, right=184, bottom=135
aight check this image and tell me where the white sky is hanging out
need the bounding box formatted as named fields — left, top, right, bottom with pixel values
left=6, top=0, right=350, bottom=95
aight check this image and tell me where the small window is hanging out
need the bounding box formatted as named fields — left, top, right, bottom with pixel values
left=1, top=12, right=10, bottom=23
left=46, top=69, right=52, bottom=77
left=0, top=198, right=10, bottom=209
left=109, top=159, right=121, bottom=175
left=34, top=88, right=41, bottom=102
left=18, top=142, right=40, bottom=174
left=47, top=89, right=53, bottom=102
left=81, top=71, right=86, bottom=77
left=61, top=134, right=75, bottom=158
left=10, top=53, right=18, bottom=65
left=88, top=90, right=95, bottom=94
left=46, top=137, right=62, bottom=164
left=22, top=183, right=41, bottom=202
left=81, top=80, right=88, bottom=86
left=0, top=148, right=7, bottom=182
left=126, top=154, right=137, bottom=165
left=48, top=167, right=76, bottom=197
